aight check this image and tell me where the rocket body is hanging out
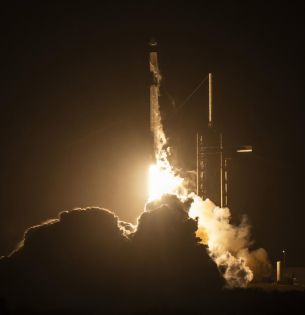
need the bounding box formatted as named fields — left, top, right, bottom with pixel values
left=149, top=42, right=165, bottom=160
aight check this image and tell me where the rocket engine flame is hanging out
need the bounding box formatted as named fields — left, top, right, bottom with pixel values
left=148, top=163, right=183, bottom=202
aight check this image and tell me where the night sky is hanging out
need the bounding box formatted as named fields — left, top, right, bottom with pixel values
left=1, top=1, right=304, bottom=268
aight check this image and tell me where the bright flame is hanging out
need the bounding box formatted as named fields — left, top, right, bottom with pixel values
left=148, top=161, right=183, bottom=201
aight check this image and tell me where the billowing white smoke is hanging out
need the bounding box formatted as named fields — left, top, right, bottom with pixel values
left=188, top=196, right=255, bottom=287
left=188, top=195, right=271, bottom=287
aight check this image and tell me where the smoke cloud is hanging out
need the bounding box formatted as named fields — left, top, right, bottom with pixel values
left=188, top=195, right=271, bottom=287
left=0, top=198, right=224, bottom=312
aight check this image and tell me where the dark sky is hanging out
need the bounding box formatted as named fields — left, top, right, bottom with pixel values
left=1, top=1, right=304, bottom=266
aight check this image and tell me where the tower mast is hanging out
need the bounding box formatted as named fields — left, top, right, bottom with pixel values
left=208, top=73, right=213, bottom=128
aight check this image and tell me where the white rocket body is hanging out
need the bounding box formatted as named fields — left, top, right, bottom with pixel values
left=149, top=47, right=164, bottom=157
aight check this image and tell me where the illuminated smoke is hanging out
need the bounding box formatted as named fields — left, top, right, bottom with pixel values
left=188, top=196, right=252, bottom=287
left=188, top=196, right=271, bottom=286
